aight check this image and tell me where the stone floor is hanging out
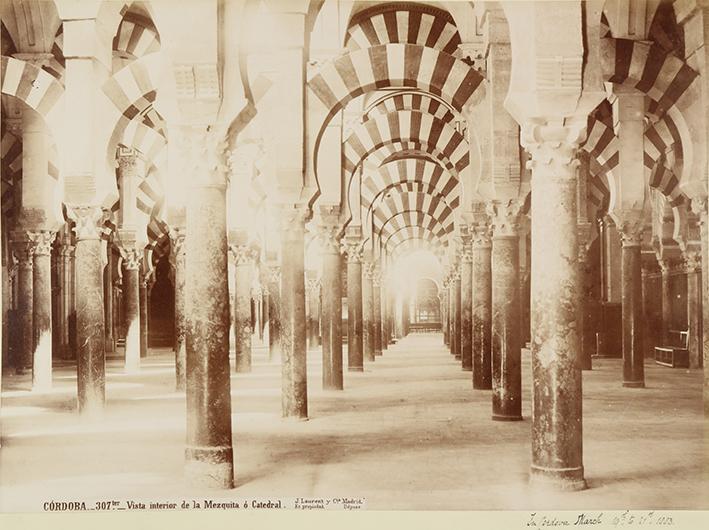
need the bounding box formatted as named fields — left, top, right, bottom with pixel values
left=1, top=333, right=707, bottom=511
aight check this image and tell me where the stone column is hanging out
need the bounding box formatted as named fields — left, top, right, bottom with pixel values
left=442, top=279, right=449, bottom=347
left=182, top=129, right=233, bottom=488
left=230, top=243, right=254, bottom=373
left=453, top=268, right=462, bottom=361
left=524, top=124, right=586, bottom=491
left=449, top=271, right=459, bottom=357
left=66, top=206, right=108, bottom=417
left=488, top=201, right=523, bottom=421
left=29, top=230, right=56, bottom=391
left=402, top=290, right=410, bottom=336
left=267, top=265, right=282, bottom=361
left=104, top=246, right=115, bottom=354
left=119, top=248, right=141, bottom=373
left=578, top=233, right=594, bottom=371
left=345, top=241, right=364, bottom=371
left=11, top=235, right=34, bottom=374
left=460, top=235, right=473, bottom=371
left=372, top=266, right=382, bottom=357
left=619, top=217, right=645, bottom=388
left=59, top=241, right=74, bottom=359
left=139, top=272, right=149, bottom=359
left=306, top=272, right=321, bottom=349
left=170, top=228, right=186, bottom=390
left=684, top=251, right=702, bottom=368
left=472, top=223, right=492, bottom=389
left=319, top=215, right=343, bottom=390
left=363, top=262, right=375, bottom=362
left=381, top=282, right=389, bottom=351
left=659, top=259, right=672, bottom=342
left=279, top=205, right=309, bottom=419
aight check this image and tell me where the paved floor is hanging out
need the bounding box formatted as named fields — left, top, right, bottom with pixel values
left=1, top=333, right=707, bottom=511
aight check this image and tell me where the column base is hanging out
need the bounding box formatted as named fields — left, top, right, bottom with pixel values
left=348, top=366, right=364, bottom=372
left=184, top=446, right=234, bottom=489
left=462, top=366, right=472, bottom=372
left=530, top=465, right=587, bottom=492
left=374, top=350, right=382, bottom=356
left=282, top=416, right=309, bottom=423
left=454, top=354, right=461, bottom=360
left=492, top=413, right=523, bottom=422
left=622, top=381, right=645, bottom=388
left=473, top=383, right=492, bottom=390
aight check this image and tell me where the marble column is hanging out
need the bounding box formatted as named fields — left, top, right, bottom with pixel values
left=267, top=265, right=282, bottom=361
left=402, top=291, right=410, bottom=336
left=363, top=262, right=375, bottom=362
left=685, top=251, right=702, bottom=368
left=183, top=131, right=233, bottom=488
left=279, top=206, right=309, bottom=419
left=460, top=236, right=473, bottom=372
left=59, top=241, right=74, bottom=359
left=373, top=266, right=382, bottom=357
left=659, top=260, right=672, bottom=342
left=170, top=228, right=186, bottom=390
left=306, top=272, right=321, bottom=348
left=578, top=236, right=594, bottom=370
left=619, top=218, right=645, bottom=388
left=381, top=282, right=389, bottom=351
left=488, top=200, right=522, bottom=421
left=230, top=244, right=254, bottom=373
left=449, top=272, right=458, bottom=357
left=453, top=268, right=462, bottom=362
left=11, top=235, right=34, bottom=374
left=120, top=248, right=141, bottom=373
left=104, top=247, right=115, bottom=355
left=472, top=224, right=493, bottom=389
left=346, top=242, right=364, bottom=371
left=319, top=218, right=343, bottom=390
left=525, top=125, right=586, bottom=491
left=140, top=272, right=149, bottom=359
left=442, top=280, right=450, bottom=347
left=66, top=206, right=108, bottom=417
left=29, top=230, right=56, bottom=391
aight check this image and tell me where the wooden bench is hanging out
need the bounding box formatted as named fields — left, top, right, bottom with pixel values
left=654, top=330, right=689, bottom=368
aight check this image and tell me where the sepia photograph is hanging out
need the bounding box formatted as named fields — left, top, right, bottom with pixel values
left=0, top=0, right=708, bottom=526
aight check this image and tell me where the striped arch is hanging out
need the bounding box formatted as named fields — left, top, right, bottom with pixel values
left=390, top=236, right=445, bottom=259
left=384, top=223, right=449, bottom=252
left=1, top=56, right=64, bottom=118
left=379, top=210, right=453, bottom=243
left=359, top=139, right=456, bottom=175
left=369, top=189, right=454, bottom=233
left=387, top=226, right=446, bottom=255
left=113, top=12, right=161, bottom=59
left=364, top=91, right=457, bottom=124
left=601, top=37, right=703, bottom=195
left=346, top=3, right=461, bottom=55
left=1, top=124, right=21, bottom=218
left=344, top=109, right=469, bottom=175
left=361, top=158, right=459, bottom=210
left=309, top=43, right=484, bottom=179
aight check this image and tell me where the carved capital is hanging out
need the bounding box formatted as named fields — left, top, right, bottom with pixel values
left=174, top=125, right=229, bottom=189
left=59, top=243, right=75, bottom=259
left=343, top=239, right=364, bottom=263
left=27, top=230, right=57, bottom=256
left=119, top=246, right=142, bottom=270
left=66, top=206, right=109, bottom=241
left=486, top=199, right=525, bottom=238
left=280, top=205, right=309, bottom=236
left=317, top=222, right=343, bottom=254
left=169, top=227, right=186, bottom=261
left=363, top=262, right=376, bottom=280
left=618, top=220, right=644, bottom=247
left=229, top=244, right=254, bottom=265
left=684, top=250, right=702, bottom=273
left=521, top=122, right=586, bottom=180
left=307, top=277, right=321, bottom=293
left=267, top=265, right=281, bottom=284
left=11, top=234, right=34, bottom=268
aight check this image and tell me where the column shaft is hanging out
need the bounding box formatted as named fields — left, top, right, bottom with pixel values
left=454, top=274, right=462, bottom=361
left=686, top=259, right=702, bottom=368
left=13, top=240, right=33, bottom=374
left=279, top=208, right=308, bottom=418
left=347, top=258, right=363, bottom=371
left=172, top=230, right=186, bottom=390
left=373, top=273, right=382, bottom=356
left=661, top=266, right=672, bottom=341
left=363, top=265, right=375, bottom=362
left=139, top=275, right=148, bottom=358
left=104, top=251, right=114, bottom=354
left=527, top=136, right=585, bottom=491
left=122, top=264, right=140, bottom=373
left=321, top=244, right=343, bottom=389
left=233, top=248, right=253, bottom=373
left=30, top=232, right=55, bottom=390
left=461, top=253, right=473, bottom=371
left=68, top=206, right=107, bottom=417
left=267, top=267, right=282, bottom=361
left=622, top=242, right=644, bottom=387
left=472, top=238, right=492, bottom=389
left=184, top=177, right=233, bottom=488
left=491, top=233, right=522, bottom=421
